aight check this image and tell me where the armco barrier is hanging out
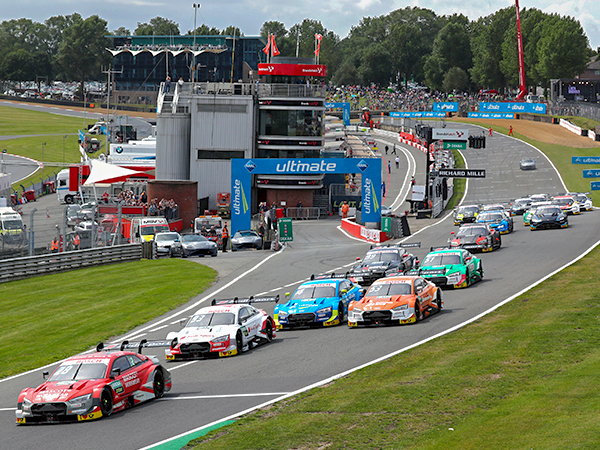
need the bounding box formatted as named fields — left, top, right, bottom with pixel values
left=341, top=217, right=388, bottom=243
left=0, top=244, right=142, bottom=283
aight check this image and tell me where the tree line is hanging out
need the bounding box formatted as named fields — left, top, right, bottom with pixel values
left=0, top=7, right=596, bottom=95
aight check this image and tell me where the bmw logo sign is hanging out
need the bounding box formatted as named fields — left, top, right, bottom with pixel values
left=116, top=146, right=123, bottom=154
left=244, top=160, right=257, bottom=172
left=357, top=160, right=369, bottom=172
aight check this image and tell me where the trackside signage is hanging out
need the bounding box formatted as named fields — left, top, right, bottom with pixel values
left=583, top=169, right=600, bottom=178
left=479, top=102, right=547, bottom=114
left=468, top=112, right=516, bottom=119
left=433, top=102, right=458, bottom=112
left=591, top=181, right=600, bottom=191
left=389, top=111, right=446, bottom=118
left=572, top=156, right=600, bottom=164
left=231, top=158, right=381, bottom=236
left=325, top=102, right=351, bottom=126
left=432, top=129, right=468, bottom=141
left=438, top=169, right=486, bottom=178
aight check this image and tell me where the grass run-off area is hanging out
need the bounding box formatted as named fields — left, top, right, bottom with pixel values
left=0, top=104, right=105, bottom=190
left=186, top=123, right=600, bottom=449
left=0, top=259, right=216, bottom=379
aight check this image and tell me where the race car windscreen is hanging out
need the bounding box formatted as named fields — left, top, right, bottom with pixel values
left=457, top=206, right=478, bottom=214
left=187, top=312, right=236, bottom=327
left=479, top=212, right=503, bottom=221
left=423, top=253, right=461, bottom=266
left=537, top=207, right=561, bottom=216
left=292, top=284, right=336, bottom=300
left=363, top=251, right=399, bottom=263
left=49, top=362, right=108, bottom=381
left=554, top=198, right=573, bottom=206
left=457, top=226, right=487, bottom=237
left=366, top=282, right=412, bottom=296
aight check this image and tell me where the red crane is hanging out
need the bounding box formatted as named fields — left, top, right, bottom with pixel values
left=515, top=0, right=527, bottom=101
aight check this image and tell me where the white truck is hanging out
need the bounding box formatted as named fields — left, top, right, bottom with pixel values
left=0, top=206, right=25, bottom=245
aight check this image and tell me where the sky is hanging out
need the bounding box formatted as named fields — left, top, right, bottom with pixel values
left=2, top=0, right=599, bottom=50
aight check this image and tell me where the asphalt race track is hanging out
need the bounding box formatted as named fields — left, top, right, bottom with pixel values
left=1, top=124, right=599, bottom=450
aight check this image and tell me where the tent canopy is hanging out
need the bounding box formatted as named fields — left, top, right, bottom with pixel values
left=83, top=159, right=151, bottom=185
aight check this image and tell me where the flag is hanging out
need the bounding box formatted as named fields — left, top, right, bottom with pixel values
left=314, top=34, right=322, bottom=56
left=271, top=34, right=280, bottom=56
left=262, top=34, right=271, bottom=55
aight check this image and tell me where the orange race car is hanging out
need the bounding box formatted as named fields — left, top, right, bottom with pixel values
left=347, top=275, right=443, bottom=327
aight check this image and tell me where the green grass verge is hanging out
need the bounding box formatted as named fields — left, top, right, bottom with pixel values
left=187, top=246, right=600, bottom=449
left=0, top=259, right=216, bottom=379
left=444, top=149, right=465, bottom=211
left=0, top=104, right=85, bottom=136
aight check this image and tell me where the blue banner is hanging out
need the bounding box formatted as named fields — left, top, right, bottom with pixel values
left=433, top=102, right=458, bottom=112
left=479, top=102, right=547, bottom=114
left=572, top=156, right=600, bottom=164
left=468, top=112, right=516, bottom=119
left=591, top=181, right=600, bottom=191
left=79, top=130, right=85, bottom=142
left=389, top=111, right=446, bottom=118
left=325, top=102, right=350, bottom=126
left=231, top=158, right=382, bottom=236
left=583, top=169, right=600, bottom=178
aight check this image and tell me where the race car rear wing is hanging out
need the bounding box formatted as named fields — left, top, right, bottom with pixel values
left=430, top=246, right=450, bottom=252
left=369, top=242, right=421, bottom=250
left=310, top=273, right=352, bottom=280
left=96, top=339, right=172, bottom=354
left=211, top=295, right=280, bottom=306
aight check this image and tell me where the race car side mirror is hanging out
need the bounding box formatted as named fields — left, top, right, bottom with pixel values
left=340, top=289, right=347, bottom=296
left=285, top=292, right=290, bottom=298
left=179, top=318, right=187, bottom=327
left=43, top=371, right=49, bottom=380
left=356, top=257, right=360, bottom=261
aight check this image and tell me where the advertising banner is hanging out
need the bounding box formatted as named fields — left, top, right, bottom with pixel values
left=572, top=156, right=600, bottom=164
left=478, top=102, right=546, bottom=114
left=468, top=112, right=516, bottom=119
left=433, top=102, right=458, bottom=112
left=443, top=141, right=467, bottom=150
left=257, top=63, right=328, bottom=77
left=583, top=169, right=600, bottom=178
left=231, top=158, right=381, bottom=236
left=325, top=102, right=351, bottom=126
left=432, top=129, right=469, bottom=141
left=591, top=181, right=600, bottom=190
left=389, top=111, right=447, bottom=118
left=438, top=169, right=486, bottom=178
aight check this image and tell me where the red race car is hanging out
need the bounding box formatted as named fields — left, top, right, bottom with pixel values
left=15, top=341, right=171, bottom=424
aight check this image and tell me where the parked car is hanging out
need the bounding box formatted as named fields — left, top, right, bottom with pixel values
left=154, top=231, right=181, bottom=257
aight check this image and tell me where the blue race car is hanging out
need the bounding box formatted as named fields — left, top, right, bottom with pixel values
left=274, top=274, right=363, bottom=329
left=476, top=210, right=513, bottom=234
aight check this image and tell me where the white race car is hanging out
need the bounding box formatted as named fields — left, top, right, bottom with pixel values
left=165, top=296, right=278, bottom=361
left=567, top=192, right=593, bottom=211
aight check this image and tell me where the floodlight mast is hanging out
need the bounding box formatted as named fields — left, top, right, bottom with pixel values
left=515, top=0, right=527, bottom=101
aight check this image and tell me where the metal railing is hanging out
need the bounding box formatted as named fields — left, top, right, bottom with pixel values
left=547, top=101, right=600, bottom=123
left=0, top=244, right=142, bottom=283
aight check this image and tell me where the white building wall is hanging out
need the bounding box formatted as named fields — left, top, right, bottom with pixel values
left=190, top=96, right=255, bottom=210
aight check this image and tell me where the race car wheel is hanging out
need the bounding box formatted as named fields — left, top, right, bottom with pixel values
left=435, top=291, right=443, bottom=311
left=100, top=387, right=113, bottom=417
left=414, top=301, right=421, bottom=322
left=265, top=321, right=273, bottom=342
left=235, top=330, right=244, bottom=354
left=153, top=370, right=165, bottom=399
left=338, top=302, right=345, bottom=323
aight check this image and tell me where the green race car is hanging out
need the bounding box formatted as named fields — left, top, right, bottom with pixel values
left=406, top=248, right=483, bottom=289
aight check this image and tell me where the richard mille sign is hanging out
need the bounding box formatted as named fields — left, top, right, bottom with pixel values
left=438, top=169, right=486, bottom=178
